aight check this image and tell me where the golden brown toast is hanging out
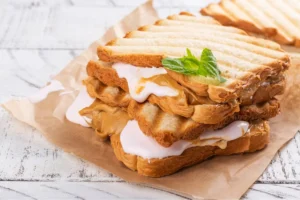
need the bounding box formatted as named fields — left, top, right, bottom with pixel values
left=127, top=99, right=279, bottom=147
left=111, top=120, right=270, bottom=177
left=97, top=13, right=290, bottom=102
left=86, top=61, right=285, bottom=124
left=201, top=0, right=300, bottom=46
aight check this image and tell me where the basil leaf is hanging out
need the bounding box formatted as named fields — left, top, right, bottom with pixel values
left=162, top=48, right=226, bottom=84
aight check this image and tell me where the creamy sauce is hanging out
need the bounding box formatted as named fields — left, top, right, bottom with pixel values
left=199, top=121, right=249, bottom=141
left=66, top=88, right=95, bottom=127
left=29, top=80, right=64, bottom=103
left=120, top=120, right=249, bottom=159
left=112, top=63, right=178, bottom=102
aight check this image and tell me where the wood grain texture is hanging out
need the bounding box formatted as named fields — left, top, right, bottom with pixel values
left=0, top=182, right=300, bottom=200
left=0, top=0, right=300, bottom=199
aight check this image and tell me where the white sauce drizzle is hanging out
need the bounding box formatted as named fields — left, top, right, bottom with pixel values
left=28, top=80, right=64, bottom=103
left=112, top=63, right=178, bottom=102
left=200, top=121, right=249, bottom=141
left=120, top=120, right=249, bottom=159
left=66, top=88, right=95, bottom=127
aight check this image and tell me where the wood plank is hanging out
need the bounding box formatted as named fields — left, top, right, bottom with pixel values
left=0, top=7, right=133, bottom=49
left=0, top=182, right=299, bottom=200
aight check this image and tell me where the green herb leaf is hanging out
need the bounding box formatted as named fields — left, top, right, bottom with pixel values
left=162, top=48, right=226, bottom=84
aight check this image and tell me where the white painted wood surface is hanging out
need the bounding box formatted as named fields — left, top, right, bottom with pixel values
left=0, top=0, right=300, bottom=199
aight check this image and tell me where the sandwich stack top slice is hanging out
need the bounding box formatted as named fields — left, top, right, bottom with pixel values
left=98, top=12, right=290, bottom=103
left=201, top=0, right=300, bottom=47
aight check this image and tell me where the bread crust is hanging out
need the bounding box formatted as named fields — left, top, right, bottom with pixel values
left=110, top=120, right=270, bottom=177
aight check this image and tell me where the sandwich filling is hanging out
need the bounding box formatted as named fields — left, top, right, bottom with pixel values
left=120, top=120, right=249, bottom=159
left=113, top=63, right=178, bottom=102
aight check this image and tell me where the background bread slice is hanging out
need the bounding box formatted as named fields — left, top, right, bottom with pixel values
left=201, top=0, right=300, bottom=46
left=110, top=120, right=270, bottom=177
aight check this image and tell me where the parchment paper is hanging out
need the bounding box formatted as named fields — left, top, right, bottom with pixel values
left=3, top=1, right=300, bottom=199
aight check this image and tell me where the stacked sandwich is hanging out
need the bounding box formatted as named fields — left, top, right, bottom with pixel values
left=80, top=12, right=290, bottom=177
left=201, top=0, right=300, bottom=46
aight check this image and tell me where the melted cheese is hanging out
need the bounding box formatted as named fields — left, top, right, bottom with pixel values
left=112, top=63, right=178, bottom=102
left=199, top=121, right=249, bottom=141
left=120, top=120, right=249, bottom=159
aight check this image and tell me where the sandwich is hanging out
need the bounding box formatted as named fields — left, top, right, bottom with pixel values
left=201, top=0, right=300, bottom=47
left=79, top=12, right=290, bottom=177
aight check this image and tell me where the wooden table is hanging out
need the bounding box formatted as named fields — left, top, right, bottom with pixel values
left=1, top=0, right=300, bottom=199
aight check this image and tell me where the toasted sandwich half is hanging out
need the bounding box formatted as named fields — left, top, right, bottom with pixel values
left=76, top=12, right=290, bottom=177
left=201, top=0, right=300, bottom=46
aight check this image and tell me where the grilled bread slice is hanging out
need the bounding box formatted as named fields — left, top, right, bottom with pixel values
left=97, top=13, right=290, bottom=103
left=86, top=61, right=239, bottom=124
left=127, top=99, right=278, bottom=147
left=111, top=120, right=270, bottom=177
left=201, top=0, right=300, bottom=46
left=86, top=61, right=285, bottom=124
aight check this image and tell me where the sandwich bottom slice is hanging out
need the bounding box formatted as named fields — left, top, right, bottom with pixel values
left=81, top=100, right=270, bottom=177
left=80, top=99, right=272, bottom=178
left=111, top=120, right=270, bottom=177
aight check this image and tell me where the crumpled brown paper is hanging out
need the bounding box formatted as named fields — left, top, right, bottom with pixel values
left=2, top=1, right=300, bottom=199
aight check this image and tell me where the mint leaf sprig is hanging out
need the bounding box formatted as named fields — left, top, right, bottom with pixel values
left=162, top=48, right=226, bottom=84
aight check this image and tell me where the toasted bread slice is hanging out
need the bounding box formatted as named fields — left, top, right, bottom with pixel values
left=98, top=13, right=290, bottom=102
left=86, top=61, right=285, bottom=123
left=111, top=120, right=270, bottom=177
left=127, top=99, right=279, bottom=147
left=86, top=61, right=240, bottom=124
left=201, top=0, right=300, bottom=46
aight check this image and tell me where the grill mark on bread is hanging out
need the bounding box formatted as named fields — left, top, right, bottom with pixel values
left=134, top=26, right=281, bottom=50
left=167, top=14, right=220, bottom=24
left=110, top=38, right=287, bottom=65
left=126, top=31, right=284, bottom=58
